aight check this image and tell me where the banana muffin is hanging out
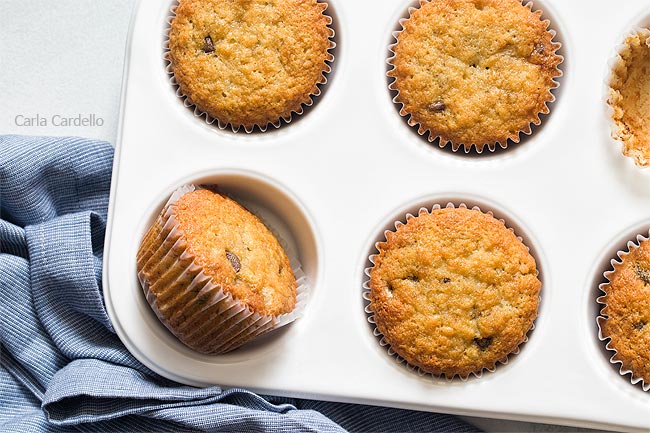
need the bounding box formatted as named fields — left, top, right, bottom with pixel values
left=168, top=0, right=333, bottom=131
left=368, top=206, right=541, bottom=378
left=388, top=0, right=562, bottom=151
left=608, top=29, right=650, bottom=167
left=137, top=186, right=297, bottom=354
left=599, top=237, right=650, bottom=386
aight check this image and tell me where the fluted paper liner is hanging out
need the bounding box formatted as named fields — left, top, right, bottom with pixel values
left=596, top=229, right=650, bottom=391
left=362, top=202, right=541, bottom=380
left=137, top=184, right=308, bottom=354
left=163, top=0, right=336, bottom=133
left=604, top=26, right=650, bottom=168
left=387, top=0, right=563, bottom=154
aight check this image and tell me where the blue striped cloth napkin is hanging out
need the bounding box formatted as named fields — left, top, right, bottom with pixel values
left=0, top=135, right=480, bottom=433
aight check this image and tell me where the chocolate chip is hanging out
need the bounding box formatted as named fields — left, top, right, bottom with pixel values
left=203, top=36, right=215, bottom=53
left=533, top=43, right=545, bottom=55
left=635, top=265, right=650, bottom=285
left=633, top=321, right=646, bottom=330
left=428, top=101, right=446, bottom=112
left=406, top=275, right=419, bottom=282
left=474, top=337, right=492, bottom=350
left=226, top=251, right=241, bottom=273
left=442, top=277, right=451, bottom=283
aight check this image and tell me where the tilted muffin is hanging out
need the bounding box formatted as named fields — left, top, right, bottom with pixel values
left=137, top=186, right=298, bottom=354
left=368, top=206, right=541, bottom=378
left=388, top=0, right=562, bottom=151
left=607, top=29, right=650, bottom=167
left=599, top=237, right=650, bottom=388
left=168, top=0, right=333, bottom=131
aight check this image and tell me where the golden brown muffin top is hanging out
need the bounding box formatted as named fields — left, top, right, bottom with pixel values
left=388, top=0, right=562, bottom=148
left=174, top=189, right=296, bottom=316
left=608, top=30, right=650, bottom=167
left=168, top=0, right=332, bottom=130
left=369, top=207, right=541, bottom=377
left=600, top=238, right=650, bottom=384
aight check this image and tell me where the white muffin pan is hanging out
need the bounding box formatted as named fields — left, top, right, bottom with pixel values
left=104, top=0, right=650, bottom=431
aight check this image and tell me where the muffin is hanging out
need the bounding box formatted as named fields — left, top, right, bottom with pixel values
left=598, top=237, right=650, bottom=388
left=136, top=186, right=298, bottom=354
left=167, top=0, right=334, bottom=131
left=367, top=206, right=541, bottom=378
left=607, top=29, right=650, bottom=167
left=388, top=0, right=562, bottom=152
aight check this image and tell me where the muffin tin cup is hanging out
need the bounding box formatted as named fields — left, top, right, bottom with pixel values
left=596, top=229, right=650, bottom=392
left=362, top=202, right=540, bottom=381
left=386, top=0, right=563, bottom=154
left=137, top=184, right=309, bottom=355
left=163, top=0, right=336, bottom=133
left=604, top=15, right=650, bottom=168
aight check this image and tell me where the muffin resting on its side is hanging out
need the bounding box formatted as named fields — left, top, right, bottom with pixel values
left=168, top=0, right=333, bottom=130
left=368, top=207, right=541, bottom=378
left=608, top=29, right=650, bottom=167
left=137, top=187, right=297, bottom=354
left=599, top=238, right=650, bottom=385
left=388, top=0, right=562, bottom=150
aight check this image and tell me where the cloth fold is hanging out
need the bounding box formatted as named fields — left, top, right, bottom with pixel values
left=0, top=135, right=480, bottom=433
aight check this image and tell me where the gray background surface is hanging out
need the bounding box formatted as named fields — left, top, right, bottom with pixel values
left=0, top=1, right=607, bottom=432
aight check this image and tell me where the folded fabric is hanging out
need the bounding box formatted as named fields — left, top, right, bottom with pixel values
left=0, top=135, right=481, bottom=433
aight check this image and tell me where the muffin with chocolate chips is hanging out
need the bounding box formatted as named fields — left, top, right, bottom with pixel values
left=368, top=206, right=541, bottom=378
left=168, top=0, right=333, bottom=131
left=598, top=237, right=650, bottom=387
left=137, top=186, right=297, bottom=354
left=388, top=0, right=562, bottom=152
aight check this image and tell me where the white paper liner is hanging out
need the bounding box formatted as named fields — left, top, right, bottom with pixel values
left=137, top=184, right=309, bottom=354
left=386, top=0, right=563, bottom=154
left=362, top=202, right=541, bottom=380
left=604, top=26, right=650, bottom=168
left=596, top=229, right=650, bottom=392
left=163, top=0, right=336, bottom=133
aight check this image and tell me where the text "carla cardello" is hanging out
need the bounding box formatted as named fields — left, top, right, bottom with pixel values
left=15, top=113, right=104, bottom=127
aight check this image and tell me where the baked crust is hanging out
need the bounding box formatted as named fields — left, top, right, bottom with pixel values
left=368, top=207, right=541, bottom=377
left=144, top=188, right=296, bottom=316
left=600, top=239, right=650, bottom=384
left=388, top=0, right=562, bottom=148
left=175, top=189, right=296, bottom=315
left=169, top=0, right=332, bottom=130
left=136, top=188, right=297, bottom=353
left=608, top=30, right=650, bottom=167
